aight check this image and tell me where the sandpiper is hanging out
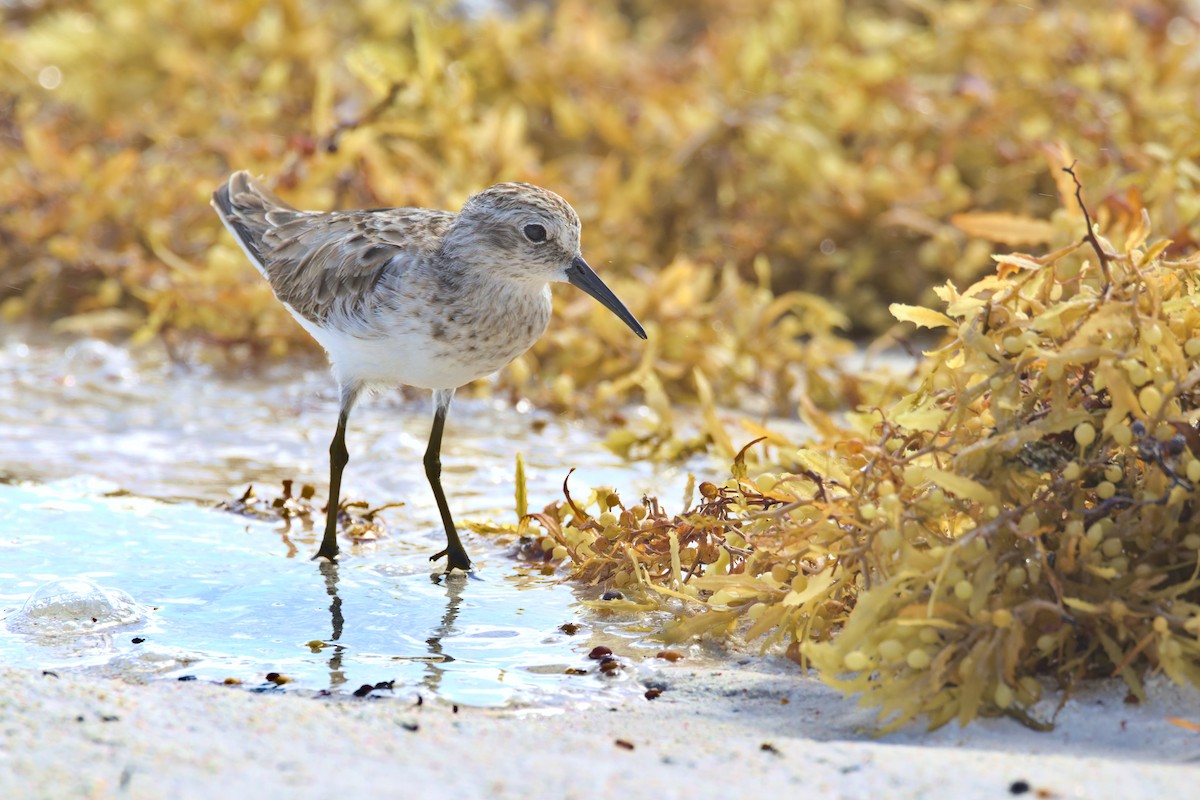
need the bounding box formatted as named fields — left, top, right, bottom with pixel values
left=212, top=172, right=646, bottom=572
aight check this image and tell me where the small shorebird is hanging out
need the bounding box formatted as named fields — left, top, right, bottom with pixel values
left=212, top=172, right=646, bottom=572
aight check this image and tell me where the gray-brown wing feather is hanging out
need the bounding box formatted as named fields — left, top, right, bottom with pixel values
left=212, top=171, right=454, bottom=324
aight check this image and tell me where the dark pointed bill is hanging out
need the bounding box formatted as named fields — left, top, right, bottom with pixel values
left=566, top=256, right=647, bottom=340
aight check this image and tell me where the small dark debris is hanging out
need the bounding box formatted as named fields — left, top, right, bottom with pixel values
left=600, top=590, right=624, bottom=601
left=76, top=715, right=85, bottom=723
left=399, top=721, right=419, bottom=732
left=588, top=646, right=613, bottom=659
left=100, top=714, right=119, bottom=722
left=91, top=617, right=98, bottom=623
left=452, top=704, right=459, bottom=714
left=1010, top=780, right=1030, bottom=795
left=42, top=670, right=58, bottom=678
left=131, top=637, right=145, bottom=644
left=615, top=739, right=635, bottom=751
left=644, top=688, right=663, bottom=700
left=415, top=694, right=424, bottom=707
left=761, top=742, right=780, bottom=755
left=353, top=684, right=375, bottom=697
left=177, top=675, right=197, bottom=682
left=559, top=623, right=581, bottom=635
left=374, top=680, right=395, bottom=691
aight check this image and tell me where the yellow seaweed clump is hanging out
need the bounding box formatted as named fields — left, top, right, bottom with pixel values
left=521, top=205, right=1200, bottom=728
left=511, top=257, right=855, bottom=441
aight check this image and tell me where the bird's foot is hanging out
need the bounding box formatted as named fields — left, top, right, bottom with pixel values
left=430, top=547, right=473, bottom=574
left=312, top=541, right=340, bottom=563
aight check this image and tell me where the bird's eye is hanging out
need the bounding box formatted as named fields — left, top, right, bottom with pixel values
left=523, top=223, right=548, bottom=243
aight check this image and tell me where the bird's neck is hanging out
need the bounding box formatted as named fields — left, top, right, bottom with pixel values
left=463, top=270, right=551, bottom=314
left=432, top=252, right=544, bottom=304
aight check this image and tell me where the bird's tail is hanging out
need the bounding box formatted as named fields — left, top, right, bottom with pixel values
left=211, top=171, right=300, bottom=278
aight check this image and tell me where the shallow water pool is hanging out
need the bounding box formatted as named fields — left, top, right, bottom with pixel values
left=0, top=332, right=701, bottom=707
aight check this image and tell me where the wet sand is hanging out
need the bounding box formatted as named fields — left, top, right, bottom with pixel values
left=3, top=659, right=1197, bottom=799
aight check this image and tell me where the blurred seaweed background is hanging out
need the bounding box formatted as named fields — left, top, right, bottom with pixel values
left=5, top=0, right=1200, bottom=728
left=3, top=0, right=1199, bottom=414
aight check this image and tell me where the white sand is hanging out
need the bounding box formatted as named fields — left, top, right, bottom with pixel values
left=3, top=657, right=1197, bottom=799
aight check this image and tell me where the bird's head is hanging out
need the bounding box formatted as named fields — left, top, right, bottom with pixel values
left=445, top=183, right=646, bottom=340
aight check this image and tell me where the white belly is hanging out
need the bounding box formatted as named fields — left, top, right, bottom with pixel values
left=289, top=306, right=497, bottom=391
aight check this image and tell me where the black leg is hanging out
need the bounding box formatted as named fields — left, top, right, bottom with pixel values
left=426, top=390, right=472, bottom=572
left=314, top=399, right=353, bottom=562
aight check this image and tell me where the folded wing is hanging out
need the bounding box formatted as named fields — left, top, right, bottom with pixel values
left=212, top=171, right=454, bottom=324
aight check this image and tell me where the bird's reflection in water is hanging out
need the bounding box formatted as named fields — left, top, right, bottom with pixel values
left=422, top=572, right=467, bottom=695
left=316, top=560, right=469, bottom=693
left=318, top=560, right=347, bottom=688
